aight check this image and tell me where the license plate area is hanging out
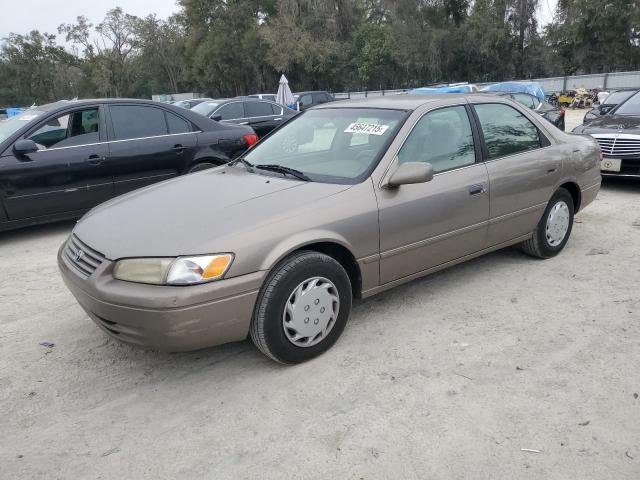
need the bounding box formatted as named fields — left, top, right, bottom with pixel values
left=601, top=158, right=622, bottom=172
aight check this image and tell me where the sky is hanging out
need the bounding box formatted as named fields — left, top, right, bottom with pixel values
left=0, top=0, right=559, bottom=41
left=0, top=0, right=180, bottom=39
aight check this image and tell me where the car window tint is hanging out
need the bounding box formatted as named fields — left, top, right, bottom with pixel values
left=215, top=102, right=244, bottom=120
left=603, top=90, right=634, bottom=106
left=299, top=94, right=312, bottom=105
left=110, top=106, right=167, bottom=140
left=397, top=105, right=475, bottom=173
left=475, top=103, right=540, bottom=159
left=165, top=111, right=191, bottom=134
left=28, top=108, right=99, bottom=149
left=270, top=103, right=283, bottom=115
left=613, top=91, right=640, bottom=115
left=245, top=101, right=274, bottom=117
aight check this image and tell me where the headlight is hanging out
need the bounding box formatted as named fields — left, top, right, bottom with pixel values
left=113, top=254, right=234, bottom=285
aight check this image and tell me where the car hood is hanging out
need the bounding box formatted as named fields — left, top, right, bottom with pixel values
left=74, top=166, right=350, bottom=260
left=581, top=114, right=640, bottom=135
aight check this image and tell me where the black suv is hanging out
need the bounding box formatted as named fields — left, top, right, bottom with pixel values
left=293, top=91, right=335, bottom=111
left=0, top=99, right=257, bottom=231
left=192, top=98, right=298, bottom=138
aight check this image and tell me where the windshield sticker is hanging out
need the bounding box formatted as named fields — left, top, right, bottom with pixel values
left=344, top=123, right=390, bottom=135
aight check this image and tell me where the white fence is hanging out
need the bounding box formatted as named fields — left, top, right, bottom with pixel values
left=334, top=71, right=640, bottom=98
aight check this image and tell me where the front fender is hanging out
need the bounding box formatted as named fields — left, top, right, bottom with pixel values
left=259, top=229, right=356, bottom=272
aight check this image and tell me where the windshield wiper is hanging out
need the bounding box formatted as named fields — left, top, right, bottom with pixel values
left=255, top=164, right=311, bottom=182
left=228, top=157, right=254, bottom=170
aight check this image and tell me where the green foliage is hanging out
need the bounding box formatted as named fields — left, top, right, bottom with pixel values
left=1, top=0, right=640, bottom=106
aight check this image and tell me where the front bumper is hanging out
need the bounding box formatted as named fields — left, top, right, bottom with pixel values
left=58, top=242, right=265, bottom=352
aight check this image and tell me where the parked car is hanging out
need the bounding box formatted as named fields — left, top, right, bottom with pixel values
left=293, top=91, right=335, bottom=111
left=573, top=89, right=640, bottom=177
left=58, top=94, right=600, bottom=363
left=0, top=99, right=257, bottom=232
left=172, top=98, right=212, bottom=109
left=192, top=98, right=297, bottom=138
left=582, top=89, right=638, bottom=124
left=248, top=94, right=277, bottom=102
left=494, top=92, right=565, bottom=130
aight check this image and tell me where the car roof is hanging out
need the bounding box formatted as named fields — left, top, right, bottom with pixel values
left=295, top=91, right=331, bottom=95
left=313, top=93, right=493, bottom=111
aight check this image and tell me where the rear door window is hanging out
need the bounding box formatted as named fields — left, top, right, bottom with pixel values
left=165, top=111, right=191, bottom=134
left=512, top=94, right=536, bottom=109
left=474, top=103, right=541, bottom=160
left=110, top=105, right=168, bottom=140
left=245, top=101, right=275, bottom=118
left=214, top=102, right=245, bottom=120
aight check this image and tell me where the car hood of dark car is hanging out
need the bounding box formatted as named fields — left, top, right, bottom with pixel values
left=580, top=114, right=640, bottom=134
left=74, top=167, right=350, bottom=260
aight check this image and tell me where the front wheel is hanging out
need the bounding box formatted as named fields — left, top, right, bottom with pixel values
left=521, top=188, right=574, bottom=258
left=250, top=251, right=352, bottom=364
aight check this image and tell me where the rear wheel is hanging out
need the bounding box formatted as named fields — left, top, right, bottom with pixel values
left=521, top=188, right=574, bottom=258
left=250, top=251, right=352, bottom=364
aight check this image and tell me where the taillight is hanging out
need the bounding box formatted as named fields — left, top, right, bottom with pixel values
left=243, top=133, right=258, bottom=147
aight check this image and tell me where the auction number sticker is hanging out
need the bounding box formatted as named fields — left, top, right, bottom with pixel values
left=344, top=123, right=390, bottom=135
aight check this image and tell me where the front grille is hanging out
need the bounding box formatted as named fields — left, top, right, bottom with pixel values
left=593, top=135, right=640, bottom=157
left=64, top=235, right=105, bottom=277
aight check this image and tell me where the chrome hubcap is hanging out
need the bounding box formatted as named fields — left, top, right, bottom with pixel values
left=282, top=277, right=340, bottom=348
left=546, top=201, right=570, bottom=247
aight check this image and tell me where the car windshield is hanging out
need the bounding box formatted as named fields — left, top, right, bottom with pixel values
left=613, top=91, right=640, bottom=115
left=0, top=109, right=45, bottom=142
left=603, top=90, right=635, bottom=106
left=191, top=101, right=220, bottom=116
left=241, top=108, right=408, bottom=184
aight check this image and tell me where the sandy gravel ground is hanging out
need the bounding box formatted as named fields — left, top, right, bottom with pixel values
left=1, top=109, right=639, bottom=479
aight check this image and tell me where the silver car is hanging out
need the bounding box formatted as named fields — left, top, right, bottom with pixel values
left=58, top=95, right=602, bottom=363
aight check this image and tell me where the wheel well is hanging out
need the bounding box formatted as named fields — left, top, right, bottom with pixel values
left=559, top=182, right=581, bottom=212
left=292, top=242, right=362, bottom=298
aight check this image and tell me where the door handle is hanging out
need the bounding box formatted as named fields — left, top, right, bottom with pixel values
left=239, top=122, right=249, bottom=125
left=172, top=144, right=185, bottom=153
left=468, top=184, right=486, bottom=196
left=87, top=154, right=105, bottom=166
left=274, top=117, right=283, bottom=121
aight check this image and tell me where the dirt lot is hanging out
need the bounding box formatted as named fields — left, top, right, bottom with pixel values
left=1, top=109, right=639, bottom=479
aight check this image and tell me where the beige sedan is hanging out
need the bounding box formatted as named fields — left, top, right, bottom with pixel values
left=58, top=95, right=601, bottom=363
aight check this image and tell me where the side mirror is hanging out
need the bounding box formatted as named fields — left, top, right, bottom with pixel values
left=13, top=139, right=39, bottom=156
left=387, top=162, right=434, bottom=187
left=211, top=114, right=222, bottom=122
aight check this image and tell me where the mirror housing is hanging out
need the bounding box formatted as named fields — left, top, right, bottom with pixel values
left=211, top=114, right=222, bottom=122
left=387, top=162, right=434, bottom=187
left=13, top=139, right=39, bottom=156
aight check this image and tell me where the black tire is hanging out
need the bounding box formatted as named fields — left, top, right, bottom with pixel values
left=188, top=162, right=216, bottom=173
left=521, top=187, right=574, bottom=259
left=250, top=251, right=352, bottom=364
